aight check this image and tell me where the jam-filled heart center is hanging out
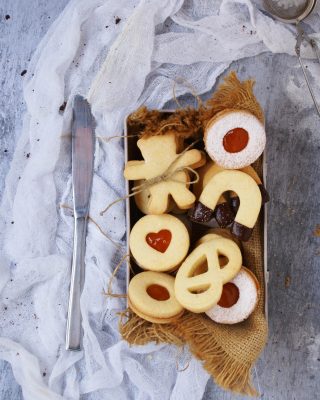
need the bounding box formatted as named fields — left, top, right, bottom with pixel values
left=146, top=229, right=172, bottom=253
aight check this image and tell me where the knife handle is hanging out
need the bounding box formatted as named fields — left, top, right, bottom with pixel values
left=66, top=216, right=88, bottom=350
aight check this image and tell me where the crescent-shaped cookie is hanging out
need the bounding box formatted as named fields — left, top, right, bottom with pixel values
left=189, top=170, right=262, bottom=241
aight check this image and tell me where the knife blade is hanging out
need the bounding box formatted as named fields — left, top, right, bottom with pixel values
left=66, top=95, right=95, bottom=351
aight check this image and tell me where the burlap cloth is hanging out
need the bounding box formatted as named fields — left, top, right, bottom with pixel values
left=120, top=73, right=268, bottom=396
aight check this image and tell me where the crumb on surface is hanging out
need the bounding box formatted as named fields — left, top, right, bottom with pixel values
left=285, top=275, right=291, bottom=288
left=59, top=101, right=67, bottom=113
left=115, top=16, right=121, bottom=24
left=20, top=70, right=27, bottom=76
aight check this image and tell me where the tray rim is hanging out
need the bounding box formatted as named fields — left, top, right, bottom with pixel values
left=124, top=110, right=269, bottom=322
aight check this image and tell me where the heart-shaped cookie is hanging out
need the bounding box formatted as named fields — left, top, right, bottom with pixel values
left=130, top=214, right=190, bottom=272
left=146, top=229, right=172, bottom=253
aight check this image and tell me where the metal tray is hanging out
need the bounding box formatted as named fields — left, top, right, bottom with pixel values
left=124, top=111, right=268, bottom=320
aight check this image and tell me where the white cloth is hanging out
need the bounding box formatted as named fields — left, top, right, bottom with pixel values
left=0, top=0, right=320, bottom=399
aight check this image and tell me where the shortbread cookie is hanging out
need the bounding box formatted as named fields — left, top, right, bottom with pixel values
left=205, top=267, right=259, bottom=324
left=129, top=214, right=190, bottom=272
left=124, top=133, right=205, bottom=214
left=189, top=170, right=262, bottom=241
left=204, top=109, right=266, bottom=169
left=196, top=227, right=242, bottom=249
left=230, top=165, right=269, bottom=212
left=174, top=238, right=242, bottom=313
left=192, top=162, right=234, bottom=227
left=128, top=271, right=184, bottom=324
left=134, top=179, right=175, bottom=214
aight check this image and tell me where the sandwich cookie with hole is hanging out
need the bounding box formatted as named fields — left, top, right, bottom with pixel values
left=128, top=271, right=185, bottom=324
left=205, top=267, right=260, bottom=324
left=204, top=109, right=266, bottom=169
left=129, top=214, right=190, bottom=272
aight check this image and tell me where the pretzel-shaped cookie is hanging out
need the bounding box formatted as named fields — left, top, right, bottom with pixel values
left=174, top=238, right=242, bottom=313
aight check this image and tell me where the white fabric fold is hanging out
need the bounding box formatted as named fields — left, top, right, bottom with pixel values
left=1, top=0, right=320, bottom=398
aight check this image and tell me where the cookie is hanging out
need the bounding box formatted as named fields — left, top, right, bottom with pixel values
left=189, top=170, right=262, bottom=241
left=204, top=109, right=266, bottom=169
left=124, top=133, right=205, bottom=214
left=192, top=162, right=234, bottom=227
left=174, top=238, right=242, bottom=313
left=196, top=227, right=242, bottom=250
left=205, top=267, right=260, bottom=324
left=134, top=179, right=175, bottom=214
left=128, top=271, right=184, bottom=324
left=129, top=214, right=190, bottom=272
left=229, top=165, right=269, bottom=212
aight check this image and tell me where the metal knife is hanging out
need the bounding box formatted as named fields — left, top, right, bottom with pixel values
left=66, top=95, right=95, bottom=351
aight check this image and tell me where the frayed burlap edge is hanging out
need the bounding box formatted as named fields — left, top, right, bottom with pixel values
left=127, top=71, right=264, bottom=140
left=120, top=311, right=264, bottom=396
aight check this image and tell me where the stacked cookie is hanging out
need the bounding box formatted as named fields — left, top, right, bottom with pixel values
left=124, top=108, right=268, bottom=325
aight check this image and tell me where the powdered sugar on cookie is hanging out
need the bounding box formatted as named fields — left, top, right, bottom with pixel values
left=204, top=110, right=266, bottom=169
left=205, top=267, right=259, bottom=324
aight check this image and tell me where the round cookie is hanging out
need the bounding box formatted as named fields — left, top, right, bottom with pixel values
left=128, top=271, right=184, bottom=324
left=205, top=267, right=260, bottom=324
left=196, top=227, right=242, bottom=250
left=174, top=238, right=242, bottom=313
left=204, top=109, right=266, bottom=169
left=189, top=170, right=262, bottom=241
left=129, top=214, right=190, bottom=272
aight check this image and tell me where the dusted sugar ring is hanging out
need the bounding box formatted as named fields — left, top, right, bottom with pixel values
left=205, top=267, right=260, bottom=324
left=128, top=271, right=184, bottom=324
left=204, top=109, right=266, bottom=169
left=129, top=214, right=190, bottom=272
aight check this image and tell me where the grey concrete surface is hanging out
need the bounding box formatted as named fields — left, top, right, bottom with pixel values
left=0, top=1, right=319, bottom=399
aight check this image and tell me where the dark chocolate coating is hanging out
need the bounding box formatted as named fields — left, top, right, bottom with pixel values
left=231, top=221, right=253, bottom=241
left=214, top=202, right=235, bottom=228
left=230, top=196, right=240, bottom=214
left=259, top=184, right=270, bottom=204
left=188, top=201, right=214, bottom=223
